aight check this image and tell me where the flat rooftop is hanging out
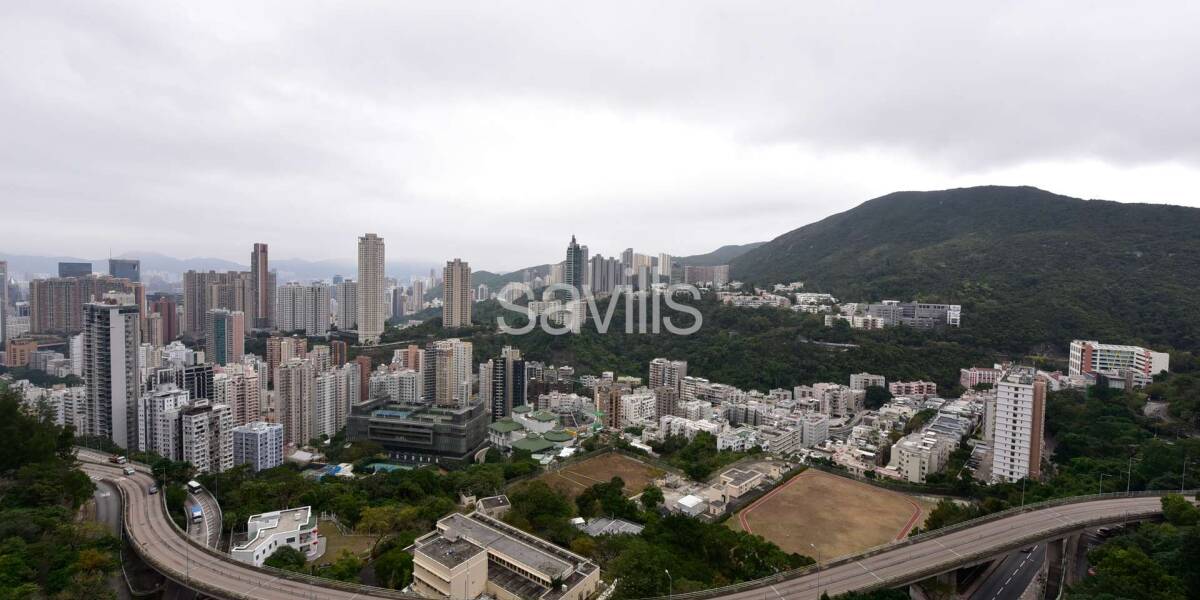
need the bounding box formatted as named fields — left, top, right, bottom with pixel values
left=720, top=468, right=763, bottom=487
left=234, top=506, right=315, bottom=553
left=415, top=535, right=486, bottom=569
left=438, top=512, right=577, bottom=579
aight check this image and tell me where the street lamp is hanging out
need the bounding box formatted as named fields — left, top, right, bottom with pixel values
left=1098, top=473, right=1108, bottom=495
left=810, top=543, right=822, bottom=597
left=664, top=569, right=672, bottom=600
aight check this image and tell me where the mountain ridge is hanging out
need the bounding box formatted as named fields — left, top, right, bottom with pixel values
left=731, top=185, right=1200, bottom=352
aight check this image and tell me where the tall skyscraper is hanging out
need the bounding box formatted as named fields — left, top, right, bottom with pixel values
left=276, top=358, right=315, bottom=447
left=108, top=258, right=140, bottom=282
left=58, top=262, right=92, bottom=278
left=277, top=282, right=332, bottom=337
left=180, top=400, right=233, bottom=474
left=335, top=280, right=357, bottom=330
left=657, top=253, right=673, bottom=283
left=83, top=300, right=141, bottom=449
left=357, top=233, right=385, bottom=345
left=442, top=259, right=472, bottom=328
left=151, top=297, right=179, bottom=342
left=423, top=338, right=473, bottom=408
left=990, top=366, right=1047, bottom=483
left=266, top=335, right=307, bottom=386
left=487, top=346, right=527, bottom=420
left=250, top=243, right=274, bottom=329
left=182, top=270, right=252, bottom=337
left=565, top=236, right=586, bottom=291
left=205, top=309, right=245, bottom=366
left=0, top=260, right=7, bottom=344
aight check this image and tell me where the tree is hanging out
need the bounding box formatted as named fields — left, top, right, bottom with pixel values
left=264, top=546, right=307, bottom=572
left=358, top=504, right=416, bottom=555
left=373, top=546, right=414, bottom=589
left=323, top=549, right=363, bottom=582
left=863, top=385, right=892, bottom=410
left=1161, top=494, right=1200, bottom=527
left=640, top=485, right=665, bottom=511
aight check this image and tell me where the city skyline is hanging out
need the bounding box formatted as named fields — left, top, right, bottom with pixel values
left=3, top=3, right=1200, bottom=269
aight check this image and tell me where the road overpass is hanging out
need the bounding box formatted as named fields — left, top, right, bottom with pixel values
left=77, top=452, right=1186, bottom=600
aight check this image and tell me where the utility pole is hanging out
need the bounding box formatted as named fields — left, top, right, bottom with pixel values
left=810, top=543, right=822, bottom=597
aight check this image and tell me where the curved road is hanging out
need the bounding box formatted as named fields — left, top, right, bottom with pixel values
left=77, top=452, right=1172, bottom=600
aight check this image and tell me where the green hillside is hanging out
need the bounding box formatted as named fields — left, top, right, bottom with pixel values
left=676, top=242, right=765, bottom=266
left=731, top=186, right=1200, bottom=353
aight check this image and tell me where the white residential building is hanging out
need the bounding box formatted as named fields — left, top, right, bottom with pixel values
left=990, top=367, right=1046, bottom=483
left=232, top=421, right=285, bottom=472
left=181, top=400, right=234, bottom=474
left=619, top=389, right=658, bottom=427
left=137, top=384, right=190, bottom=456
left=849, top=372, right=886, bottom=391
left=1068, top=340, right=1170, bottom=380
left=231, top=506, right=321, bottom=567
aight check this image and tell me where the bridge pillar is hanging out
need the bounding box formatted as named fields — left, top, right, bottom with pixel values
left=1044, top=537, right=1068, bottom=599
left=1061, top=533, right=1083, bottom=587
left=906, top=573, right=955, bottom=600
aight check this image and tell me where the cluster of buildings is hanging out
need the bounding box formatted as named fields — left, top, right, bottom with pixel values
left=825, top=300, right=962, bottom=329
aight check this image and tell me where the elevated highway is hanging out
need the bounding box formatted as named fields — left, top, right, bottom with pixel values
left=77, top=451, right=1187, bottom=600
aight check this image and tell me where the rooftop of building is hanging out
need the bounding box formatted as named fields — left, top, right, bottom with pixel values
left=414, top=533, right=486, bottom=569
left=578, top=517, right=645, bottom=536
left=489, top=418, right=525, bottom=433
left=543, top=430, right=572, bottom=443
left=512, top=436, right=555, bottom=453
left=434, top=512, right=591, bottom=580
left=528, top=410, right=558, bottom=422
left=720, top=468, right=763, bottom=487
left=478, top=495, right=511, bottom=511
left=233, top=506, right=316, bottom=553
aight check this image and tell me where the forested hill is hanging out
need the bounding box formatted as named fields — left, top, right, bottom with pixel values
left=731, top=186, right=1200, bottom=353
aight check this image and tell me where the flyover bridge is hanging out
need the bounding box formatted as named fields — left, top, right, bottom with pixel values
left=78, top=452, right=1187, bottom=600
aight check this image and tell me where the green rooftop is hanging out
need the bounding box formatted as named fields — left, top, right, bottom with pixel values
left=543, top=431, right=572, bottom=443
left=529, top=410, right=558, bottom=423
left=488, top=419, right=525, bottom=433
left=513, top=405, right=532, bottom=414
left=511, top=436, right=555, bottom=453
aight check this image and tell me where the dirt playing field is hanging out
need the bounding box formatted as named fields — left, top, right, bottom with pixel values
left=536, top=452, right=665, bottom=498
left=731, top=470, right=935, bottom=559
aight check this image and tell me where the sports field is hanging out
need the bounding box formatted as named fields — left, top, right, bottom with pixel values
left=537, top=452, right=665, bottom=498
left=731, top=469, right=933, bottom=559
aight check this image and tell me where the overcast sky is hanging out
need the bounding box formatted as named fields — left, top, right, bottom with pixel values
left=2, top=2, right=1198, bottom=271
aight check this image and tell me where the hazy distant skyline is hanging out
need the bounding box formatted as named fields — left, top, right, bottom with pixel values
left=3, top=2, right=1199, bottom=271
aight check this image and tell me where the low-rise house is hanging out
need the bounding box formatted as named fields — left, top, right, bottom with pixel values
left=231, top=506, right=322, bottom=567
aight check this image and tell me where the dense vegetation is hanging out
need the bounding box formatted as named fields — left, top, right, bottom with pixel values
left=1066, top=495, right=1200, bottom=600
left=908, top=381, right=1200, bottom=535
left=503, top=476, right=811, bottom=599
left=649, top=432, right=759, bottom=480
left=731, top=186, right=1200, bottom=354
left=0, top=365, right=82, bottom=388
left=0, top=386, right=119, bottom=599
left=363, top=294, right=997, bottom=395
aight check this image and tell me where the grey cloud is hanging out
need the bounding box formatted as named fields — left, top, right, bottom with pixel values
left=1, top=1, right=1198, bottom=269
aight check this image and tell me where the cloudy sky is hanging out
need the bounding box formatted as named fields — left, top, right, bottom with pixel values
left=2, top=1, right=1198, bottom=272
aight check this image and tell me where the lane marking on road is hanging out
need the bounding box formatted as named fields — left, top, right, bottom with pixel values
left=933, top=539, right=963, bottom=557
left=770, top=583, right=785, bottom=599
left=855, top=561, right=885, bottom=582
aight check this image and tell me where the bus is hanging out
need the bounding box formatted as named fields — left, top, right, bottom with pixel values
left=186, top=480, right=202, bottom=495
left=190, top=505, right=203, bottom=523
